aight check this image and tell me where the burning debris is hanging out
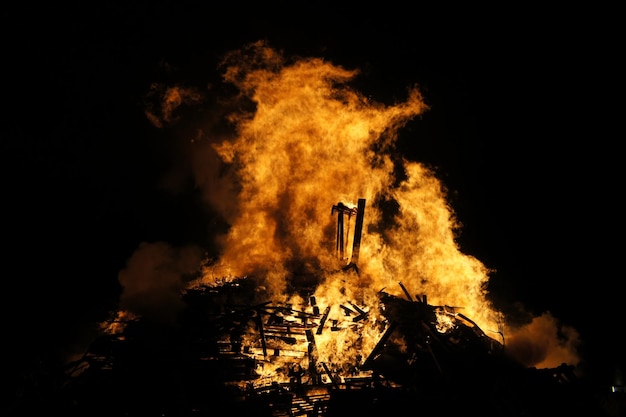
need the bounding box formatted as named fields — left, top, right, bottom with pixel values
left=57, top=270, right=596, bottom=417
left=56, top=199, right=602, bottom=416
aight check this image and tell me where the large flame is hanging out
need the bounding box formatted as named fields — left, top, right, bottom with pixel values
left=201, top=41, right=492, bottom=329
left=116, top=41, right=580, bottom=381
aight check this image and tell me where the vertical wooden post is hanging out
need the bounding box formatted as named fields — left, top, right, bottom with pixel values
left=349, top=198, right=366, bottom=265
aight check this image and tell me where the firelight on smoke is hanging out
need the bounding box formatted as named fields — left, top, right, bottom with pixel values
left=117, top=41, right=581, bottom=380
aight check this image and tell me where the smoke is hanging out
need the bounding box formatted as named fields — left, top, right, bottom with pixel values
left=144, top=83, right=205, bottom=129
left=504, top=312, right=582, bottom=369
left=118, top=241, right=204, bottom=323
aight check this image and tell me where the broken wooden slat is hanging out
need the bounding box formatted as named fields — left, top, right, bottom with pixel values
left=349, top=198, right=366, bottom=265
left=339, top=304, right=355, bottom=316
left=361, top=321, right=397, bottom=370
left=349, top=302, right=368, bottom=322
left=398, top=281, right=414, bottom=302
left=316, top=306, right=331, bottom=335
left=321, top=362, right=340, bottom=389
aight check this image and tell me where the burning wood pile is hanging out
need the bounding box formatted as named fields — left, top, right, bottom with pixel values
left=59, top=275, right=593, bottom=417
left=57, top=200, right=599, bottom=416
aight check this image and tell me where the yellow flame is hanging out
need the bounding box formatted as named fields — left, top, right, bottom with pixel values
left=110, top=41, right=581, bottom=379
left=191, top=41, right=513, bottom=374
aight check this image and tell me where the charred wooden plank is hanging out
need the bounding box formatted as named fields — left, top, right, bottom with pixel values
left=398, top=281, right=414, bottom=301
left=316, top=306, right=331, bottom=335
left=340, top=304, right=355, bottom=316
left=349, top=198, right=366, bottom=265
left=332, top=202, right=357, bottom=260
left=321, top=362, right=340, bottom=389
left=349, top=302, right=368, bottom=322
left=361, top=321, right=397, bottom=370
left=349, top=302, right=366, bottom=315
left=352, top=313, right=367, bottom=322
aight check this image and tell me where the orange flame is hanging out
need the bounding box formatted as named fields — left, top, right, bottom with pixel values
left=115, top=41, right=580, bottom=379
left=201, top=41, right=494, bottom=325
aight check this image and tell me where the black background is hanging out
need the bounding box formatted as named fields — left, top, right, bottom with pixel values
left=3, top=1, right=622, bottom=396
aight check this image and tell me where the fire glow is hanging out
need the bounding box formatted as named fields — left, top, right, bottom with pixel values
left=115, top=41, right=581, bottom=387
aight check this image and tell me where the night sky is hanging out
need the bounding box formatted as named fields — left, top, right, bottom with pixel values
left=3, top=1, right=622, bottom=402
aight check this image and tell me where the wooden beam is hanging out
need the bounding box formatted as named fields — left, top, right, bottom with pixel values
left=316, top=306, right=331, bottom=335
